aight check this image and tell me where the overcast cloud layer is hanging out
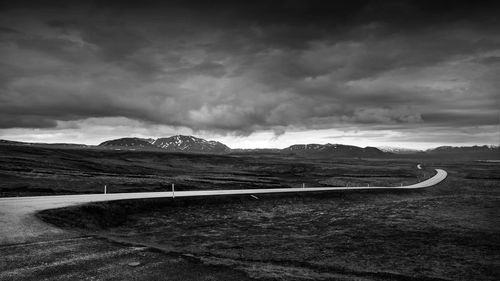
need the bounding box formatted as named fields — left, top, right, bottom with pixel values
left=0, top=1, right=499, bottom=147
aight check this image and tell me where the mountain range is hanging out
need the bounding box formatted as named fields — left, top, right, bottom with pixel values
left=98, top=136, right=389, bottom=157
left=1, top=136, right=498, bottom=158
left=89, top=136, right=500, bottom=159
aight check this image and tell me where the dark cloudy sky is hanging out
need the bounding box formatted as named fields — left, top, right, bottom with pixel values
left=0, top=0, right=499, bottom=148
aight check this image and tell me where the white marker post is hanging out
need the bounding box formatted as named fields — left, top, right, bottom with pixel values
left=104, top=185, right=107, bottom=194
left=172, top=183, right=175, bottom=198
left=302, top=183, right=305, bottom=189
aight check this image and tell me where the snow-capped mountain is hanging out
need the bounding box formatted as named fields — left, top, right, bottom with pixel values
left=99, top=135, right=230, bottom=153
left=153, top=135, right=230, bottom=153
left=378, top=146, right=422, bottom=154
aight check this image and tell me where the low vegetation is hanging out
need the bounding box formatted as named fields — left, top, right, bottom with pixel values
left=32, top=147, right=500, bottom=280
left=3, top=143, right=498, bottom=280
left=0, top=144, right=430, bottom=197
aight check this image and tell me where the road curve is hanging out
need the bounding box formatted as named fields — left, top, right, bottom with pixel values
left=0, top=169, right=447, bottom=245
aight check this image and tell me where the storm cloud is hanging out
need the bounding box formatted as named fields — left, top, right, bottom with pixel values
left=0, top=0, right=499, bottom=145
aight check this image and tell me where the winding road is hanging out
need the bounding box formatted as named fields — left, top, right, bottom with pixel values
left=0, top=169, right=447, bottom=245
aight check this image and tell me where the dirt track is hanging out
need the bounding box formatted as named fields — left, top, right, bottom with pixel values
left=0, top=236, right=254, bottom=281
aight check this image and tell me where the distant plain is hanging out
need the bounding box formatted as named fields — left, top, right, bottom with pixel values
left=0, top=144, right=432, bottom=197
left=1, top=144, right=499, bottom=280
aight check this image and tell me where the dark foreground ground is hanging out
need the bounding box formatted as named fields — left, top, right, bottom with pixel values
left=0, top=236, right=253, bottom=281
left=1, top=144, right=500, bottom=280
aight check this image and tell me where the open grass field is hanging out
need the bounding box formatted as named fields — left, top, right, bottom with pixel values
left=0, top=144, right=430, bottom=197
left=9, top=144, right=496, bottom=280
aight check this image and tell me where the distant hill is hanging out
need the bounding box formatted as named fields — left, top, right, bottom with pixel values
left=427, top=145, right=499, bottom=154
left=425, top=145, right=500, bottom=159
left=0, top=139, right=24, bottom=145
left=0, top=139, right=89, bottom=148
left=99, top=137, right=157, bottom=149
left=282, top=143, right=388, bottom=158
left=99, top=135, right=230, bottom=153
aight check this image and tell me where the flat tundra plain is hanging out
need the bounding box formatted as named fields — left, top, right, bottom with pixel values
left=0, top=145, right=499, bottom=280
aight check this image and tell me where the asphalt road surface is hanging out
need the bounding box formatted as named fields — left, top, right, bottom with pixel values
left=0, top=169, right=447, bottom=245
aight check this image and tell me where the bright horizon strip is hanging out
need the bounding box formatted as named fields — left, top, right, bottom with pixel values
left=1, top=126, right=498, bottom=150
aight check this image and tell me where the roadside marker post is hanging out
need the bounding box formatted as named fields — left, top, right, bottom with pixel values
left=104, top=185, right=107, bottom=194
left=302, top=183, right=305, bottom=189
left=172, top=183, right=175, bottom=198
